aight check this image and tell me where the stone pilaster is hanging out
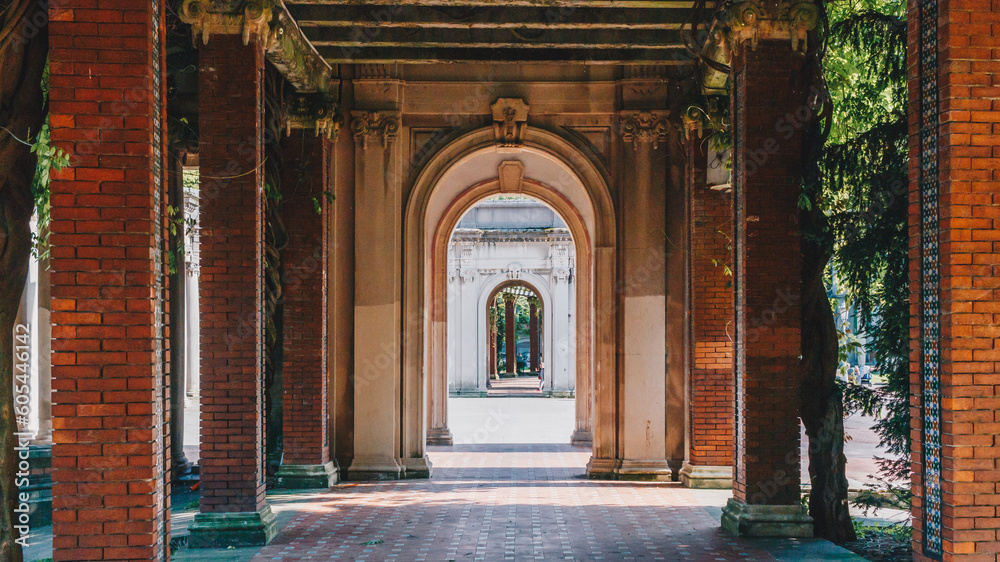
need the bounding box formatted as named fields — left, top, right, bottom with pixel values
left=615, top=110, right=672, bottom=481
left=349, top=109, right=406, bottom=480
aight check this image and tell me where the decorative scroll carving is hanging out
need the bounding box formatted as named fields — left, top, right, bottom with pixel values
left=491, top=98, right=530, bottom=150
left=722, top=0, right=820, bottom=53
left=180, top=0, right=271, bottom=46
left=507, top=263, right=522, bottom=280
left=285, top=94, right=341, bottom=139
left=619, top=111, right=669, bottom=150
left=350, top=111, right=400, bottom=148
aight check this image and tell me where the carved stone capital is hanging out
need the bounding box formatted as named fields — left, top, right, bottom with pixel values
left=619, top=111, right=669, bottom=150
left=722, top=0, right=821, bottom=53
left=285, top=94, right=341, bottom=139
left=180, top=0, right=271, bottom=47
left=491, top=98, right=530, bottom=151
left=350, top=111, right=400, bottom=148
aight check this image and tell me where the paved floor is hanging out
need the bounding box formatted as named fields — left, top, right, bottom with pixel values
left=239, top=444, right=859, bottom=562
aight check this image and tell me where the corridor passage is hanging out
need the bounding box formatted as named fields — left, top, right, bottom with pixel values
left=251, top=445, right=793, bottom=561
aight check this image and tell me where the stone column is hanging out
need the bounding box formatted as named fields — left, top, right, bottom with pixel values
left=185, top=184, right=201, bottom=402
left=529, top=301, right=540, bottom=374
left=48, top=0, right=170, bottom=557
left=459, top=266, right=479, bottom=391
left=275, top=133, right=337, bottom=489
left=35, top=258, right=52, bottom=444
left=168, top=150, right=190, bottom=479
left=908, top=1, right=1000, bottom=559
left=349, top=110, right=405, bottom=480
left=550, top=273, right=571, bottom=392
left=505, top=296, right=517, bottom=375
left=616, top=111, right=671, bottom=481
left=680, top=130, right=734, bottom=489
left=720, top=39, right=813, bottom=537
left=190, top=34, right=276, bottom=547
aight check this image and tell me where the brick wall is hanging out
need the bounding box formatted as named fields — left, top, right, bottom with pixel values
left=687, top=133, right=735, bottom=468
left=908, top=0, right=1000, bottom=559
left=198, top=34, right=267, bottom=514
left=48, top=0, right=169, bottom=559
left=731, top=41, right=808, bottom=506
left=279, top=133, right=330, bottom=466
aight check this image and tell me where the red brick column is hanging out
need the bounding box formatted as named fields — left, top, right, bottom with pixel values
left=908, top=1, right=1000, bottom=559
left=720, top=40, right=812, bottom=537
left=274, top=133, right=337, bottom=489
left=188, top=34, right=275, bottom=547
left=505, top=297, right=516, bottom=374
left=48, top=0, right=169, bottom=559
left=529, top=301, right=540, bottom=373
left=681, top=131, right=735, bottom=489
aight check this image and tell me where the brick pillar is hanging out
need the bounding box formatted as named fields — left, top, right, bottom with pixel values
left=720, top=40, right=812, bottom=537
left=681, top=132, right=735, bottom=489
left=529, top=302, right=540, bottom=374
left=505, top=297, right=516, bottom=375
left=48, top=0, right=169, bottom=559
left=188, top=34, right=275, bottom=547
left=488, top=302, right=497, bottom=378
left=909, top=1, right=1000, bottom=558
left=274, top=132, right=337, bottom=489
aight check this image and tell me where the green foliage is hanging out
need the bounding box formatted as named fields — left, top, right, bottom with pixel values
left=820, top=0, right=910, bottom=491
left=26, top=60, right=71, bottom=260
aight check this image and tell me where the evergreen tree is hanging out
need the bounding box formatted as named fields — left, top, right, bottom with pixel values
left=821, top=0, right=910, bottom=499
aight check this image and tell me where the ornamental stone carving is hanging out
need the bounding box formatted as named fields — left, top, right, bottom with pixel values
left=179, top=0, right=270, bottom=46
left=722, top=0, right=821, bottom=53
left=491, top=98, right=530, bottom=151
left=619, top=111, right=669, bottom=150
left=285, top=94, right=341, bottom=139
left=351, top=111, right=400, bottom=148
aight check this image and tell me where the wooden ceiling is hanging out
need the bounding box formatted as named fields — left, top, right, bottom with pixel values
left=283, top=0, right=699, bottom=64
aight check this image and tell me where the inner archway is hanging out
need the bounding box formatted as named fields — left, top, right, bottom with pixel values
left=400, top=126, right=617, bottom=470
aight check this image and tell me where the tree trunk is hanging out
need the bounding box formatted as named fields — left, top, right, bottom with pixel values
left=801, top=206, right=856, bottom=543
left=0, top=1, right=48, bottom=559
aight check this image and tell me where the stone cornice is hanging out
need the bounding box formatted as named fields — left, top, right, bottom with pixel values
left=179, top=0, right=334, bottom=94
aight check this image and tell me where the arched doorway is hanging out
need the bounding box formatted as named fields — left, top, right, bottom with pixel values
left=400, top=127, right=617, bottom=474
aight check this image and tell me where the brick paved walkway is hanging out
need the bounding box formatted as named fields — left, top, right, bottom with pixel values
left=251, top=445, right=778, bottom=561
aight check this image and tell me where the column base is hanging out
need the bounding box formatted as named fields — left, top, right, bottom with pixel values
left=427, top=428, right=454, bottom=446
left=585, top=457, right=620, bottom=480
left=616, top=460, right=673, bottom=481
left=680, top=463, right=732, bottom=489
left=401, top=455, right=433, bottom=479
left=188, top=505, right=277, bottom=548
left=275, top=462, right=338, bottom=489
left=570, top=429, right=593, bottom=448
left=347, top=457, right=403, bottom=480
left=720, top=498, right=814, bottom=538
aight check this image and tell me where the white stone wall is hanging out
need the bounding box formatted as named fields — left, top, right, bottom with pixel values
left=446, top=227, right=576, bottom=394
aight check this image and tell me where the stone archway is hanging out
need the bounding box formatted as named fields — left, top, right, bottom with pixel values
left=400, top=127, right=616, bottom=467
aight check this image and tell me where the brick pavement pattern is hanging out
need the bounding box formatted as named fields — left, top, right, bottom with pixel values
left=251, top=445, right=778, bottom=561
